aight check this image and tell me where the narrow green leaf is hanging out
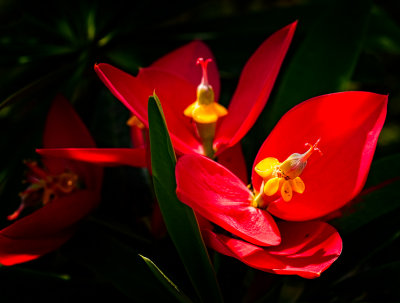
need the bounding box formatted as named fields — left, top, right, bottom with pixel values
left=332, top=154, right=400, bottom=233
left=70, top=225, right=185, bottom=303
left=140, top=255, right=193, bottom=303
left=148, top=93, right=223, bottom=303
left=262, top=0, right=371, bottom=133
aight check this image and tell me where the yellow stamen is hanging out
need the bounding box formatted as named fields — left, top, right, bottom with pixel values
left=254, top=157, right=280, bottom=179
left=127, top=115, right=145, bottom=129
left=264, top=177, right=280, bottom=196
left=183, top=58, right=228, bottom=158
left=253, top=139, right=321, bottom=204
left=280, top=180, right=292, bottom=202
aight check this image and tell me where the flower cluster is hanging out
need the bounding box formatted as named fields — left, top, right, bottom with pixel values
left=2, top=22, right=388, bottom=283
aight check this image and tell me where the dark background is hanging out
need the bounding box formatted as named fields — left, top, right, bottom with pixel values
left=0, top=0, right=399, bottom=302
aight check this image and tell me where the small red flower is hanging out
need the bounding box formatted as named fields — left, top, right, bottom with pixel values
left=0, top=96, right=103, bottom=266
left=175, top=91, right=387, bottom=277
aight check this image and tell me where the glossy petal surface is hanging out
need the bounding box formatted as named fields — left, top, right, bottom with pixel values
left=137, top=68, right=202, bottom=154
left=176, top=154, right=280, bottom=246
left=215, top=22, right=297, bottom=153
left=201, top=220, right=342, bottom=279
left=252, top=91, right=388, bottom=221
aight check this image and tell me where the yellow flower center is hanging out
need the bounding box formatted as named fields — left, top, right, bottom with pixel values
left=183, top=58, right=228, bottom=158
left=7, top=161, right=80, bottom=221
left=253, top=139, right=322, bottom=206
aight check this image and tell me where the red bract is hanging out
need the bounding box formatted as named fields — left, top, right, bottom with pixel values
left=90, top=22, right=296, bottom=161
left=252, top=91, right=388, bottom=221
left=176, top=91, right=387, bottom=277
left=199, top=217, right=342, bottom=279
left=0, top=96, right=103, bottom=265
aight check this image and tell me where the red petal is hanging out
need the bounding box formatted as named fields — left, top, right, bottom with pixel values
left=202, top=221, right=342, bottom=278
left=95, top=63, right=152, bottom=126
left=0, top=231, right=72, bottom=266
left=37, top=148, right=147, bottom=167
left=150, top=40, right=220, bottom=100
left=0, top=190, right=99, bottom=265
left=42, top=96, right=102, bottom=190
left=215, top=22, right=297, bottom=152
left=176, top=154, right=280, bottom=246
left=43, top=95, right=96, bottom=149
left=1, top=190, right=99, bottom=238
left=138, top=68, right=202, bottom=154
left=252, top=91, right=388, bottom=220
left=216, top=143, right=248, bottom=184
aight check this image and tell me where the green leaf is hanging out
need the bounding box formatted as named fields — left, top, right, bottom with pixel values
left=140, top=255, right=193, bottom=303
left=148, top=93, right=223, bottom=303
left=332, top=154, right=400, bottom=233
left=262, top=0, right=371, bottom=133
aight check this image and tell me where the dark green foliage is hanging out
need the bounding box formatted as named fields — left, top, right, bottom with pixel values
left=1, top=0, right=400, bottom=302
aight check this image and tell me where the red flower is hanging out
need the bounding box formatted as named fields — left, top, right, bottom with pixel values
left=175, top=91, right=387, bottom=277
left=0, top=96, right=103, bottom=266
left=97, top=22, right=295, bottom=155
left=39, top=23, right=294, bottom=170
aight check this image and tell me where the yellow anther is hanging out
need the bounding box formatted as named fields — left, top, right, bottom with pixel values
left=184, top=102, right=227, bottom=124
left=127, top=115, right=145, bottom=129
left=183, top=58, right=228, bottom=158
left=290, top=177, right=305, bottom=194
left=280, top=180, right=292, bottom=202
left=253, top=139, right=321, bottom=203
left=263, top=177, right=280, bottom=196
left=254, top=157, right=280, bottom=179
left=183, top=58, right=227, bottom=124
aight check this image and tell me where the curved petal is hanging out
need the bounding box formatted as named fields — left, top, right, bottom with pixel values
left=0, top=230, right=72, bottom=266
left=176, top=154, right=280, bottom=246
left=96, top=63, right=203, bottom=154
left=251, top=91, right=388, bottom=221
left=216, top=143, right=248, bottom=184
left=150, top=40, right=220, bottom=100
left=42, top=95, right=102, bottom=191
left=202, top=221, right=342, bottom=279
left=95, top=63, right=152, bottom=125
left=137, top=68, right=203, bottom=154
left=0, top=190, right=99, bottom=239
left=214, top=21, right=297, bottom=153
left=37, top=148, right=147, bottom=167
left=43, top=95, right=96, bottom=149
